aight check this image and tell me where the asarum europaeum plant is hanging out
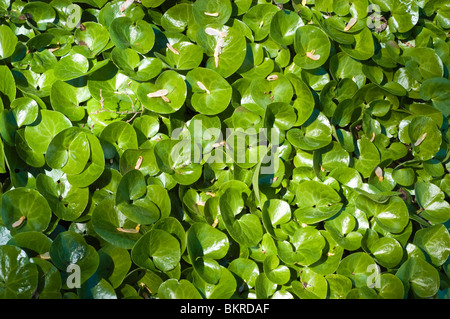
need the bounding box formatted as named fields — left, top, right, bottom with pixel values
left=0, top=0, right=449, bottom=300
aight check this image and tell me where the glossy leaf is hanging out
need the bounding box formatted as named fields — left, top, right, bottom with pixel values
left=0, top=245, right=38, bottom=298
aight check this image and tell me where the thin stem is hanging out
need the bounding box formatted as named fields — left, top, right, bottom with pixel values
left=409, top=211, right=431, bottom=228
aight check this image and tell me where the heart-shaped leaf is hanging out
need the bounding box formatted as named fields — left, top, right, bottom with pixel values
left=131, top=229, right=181, bottom=272
left=1, top=188, right=52, bottom=234
left=0, top=245, right=38, bottom=298
left=294, top=25, right=331, bottom=70
left=294, top=180, right=342, bottom=224
left=186, top=67, right=232, bottom=115
left=219, top=187, right=263, bottom=247
left=109, top=17, right=155, bottom=54
left=187, top=222, right=229, bottom=284
left=49, top=231, right=99, bottom=287
left=137, top=70, right=187, bottom=114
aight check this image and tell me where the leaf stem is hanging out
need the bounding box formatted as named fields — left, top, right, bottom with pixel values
left=409, top=211, right=431, bottom=228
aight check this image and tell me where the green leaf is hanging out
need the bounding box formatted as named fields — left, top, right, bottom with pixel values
left=137, top=70, right=187, bottom=114
left=99, top=121, right=138, bottom=159
left=30, top=257, right=62, bottom=299
left=7, top=231, right=51, bottom=257
left=403, top=48, right=444, bottom=83
left=109, top=17, right=155, bottom=54
left=0, top=245, right=38, bottom=298
left=116, top=170, right=161, bottom=225
left=1, top=188, right=52, bottom=234
left=294, top=25, right=331, bottom=70
left=354, top=136, right=380, bottom=178
left=131, top=229, right=181, bottom=272
left=292, top=268, right=328, bottom=299
left=11, top=97, right=39, bottom=128
left=191, top=265, right=236, bottom=299
left=413, top=225, right=450, bottom=267
left=376, top=273, right=404, bottom=299
left=408, top=116, right=442, bottom=161
left=242, top=4, right=279, bottom=42
left=219, top=187, right=263, bottom=247
left=96, top=244, right=131, bottom=289
left=325, top=274, right=353, bottom=299
left=287, top=111, right=333, bottom=151
left=66, top=133, right=105, bottom=188
left=420, top=77, right=450, bottom=117
left=196, top=24, right=247, bottom=78
left=24, top=110, right=72, bottom=155
left=112, top=48, right=163, bottom=81
left=74, top=22, right=110, bottom=56
left=162, top=41, right=203, bottom=71
left=21, top=2, right=56, bottom=31
left=50, top=80, right=85, bottom=122
left=0, top=25, right=18, bottom=60
left=158, top=278, right=203, bottom=299
left=270, top=9, right=304, bottom=47
left=0, top=65, right=15, bottom=107
left=396, top=257, right=440, bottom=298
left=186, top=67, right=232, bottom=115
left=282, top=226, right=326, bottom=265
left=187, top=222, right=229, bottom=284
left=309, top=231, right=344, bottom=275
left=91, top=198, right=142, bottom=249
left=228, top=258, right=259, bottom=289
left=49, top=231, right=99, bottom=287
left=367, top=237, right=403, bottom=269
left=36, top=173, right=89, bottom=222
left=262, top=199, right=291, bottom=240
left=293, top=180, right=342, bottom=224
left=46, top=127, right=91, bottom=176
left=388, top=0, right=419, bottom=33
left=324, top=211, right=363, bottom=251
left=192, top=0, right=232, bottom=27
left=415, top=181, right=450, bottom=224
left=53, top=53, right=90, bottom=81
left=263, top=255, right=290, bottom=285
left=339, top=27, right=374, bottom=60
left=392, top=168, right=415, bottom=187
left=337, top=252, right=377, bottom=288
left=250, top=73, right=293, bottom=112
left=358, top=195, right=409, bottom=233
left=255, top=273, right=277, bottom=299
left=286, top=73, right=314, bottom=126
left=160, top=3, right=195, bottom=33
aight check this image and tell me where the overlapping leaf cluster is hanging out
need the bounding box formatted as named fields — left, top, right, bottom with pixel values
left=0, top=0, right=449, bottom=299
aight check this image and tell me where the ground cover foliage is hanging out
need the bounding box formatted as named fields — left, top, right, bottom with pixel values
left=0, top=0, right=449, bottom=299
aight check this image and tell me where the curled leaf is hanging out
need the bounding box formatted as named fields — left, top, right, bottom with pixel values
left=135, top=156, right=143, bottom=170
left=12, top=216, right=26, bottom=228
left=344, top=17, right=357, bottom=31
left=166, top=43, right=179, bottom=55
left=204, top=12, right=219, bottom=17
left=414, top=133, right=427, bottom=147
left=205, top=27, right=227, bottom=38
left=120, top=0, right=134, bottom=12
left=214, top=37, right=225, bottom=68
left=306, top=49, right=320, bottom=60
left=117, top=224, right=141, bottom=234
left=197, top=81, right=211, bottom=94
left=375, top=166, right=384, bottom=182
left=147, top=89, right=171, bottom=102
